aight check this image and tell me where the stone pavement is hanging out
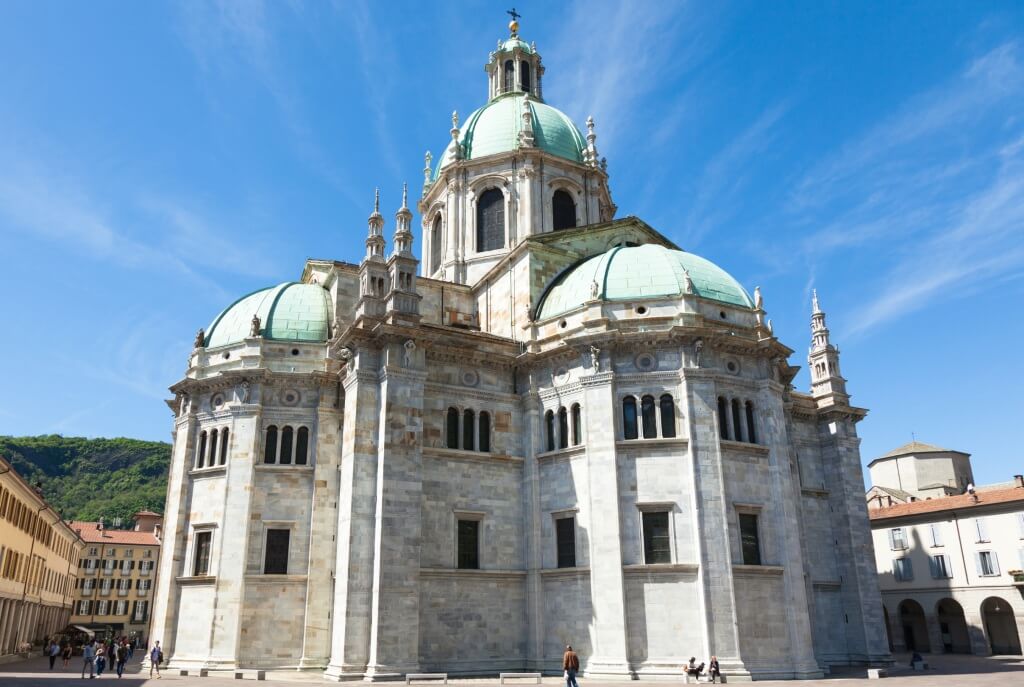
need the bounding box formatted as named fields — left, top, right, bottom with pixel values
left=1, top=653, right=1021, bottom=687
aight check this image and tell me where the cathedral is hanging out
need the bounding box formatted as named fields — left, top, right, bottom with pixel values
left=150, top=19, right=891, bottom=680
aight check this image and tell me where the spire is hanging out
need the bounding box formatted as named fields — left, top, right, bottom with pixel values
left=422, top=151, right=433, bottom=195
left=808, top=289, right=846, bottom=399
left=584, top=116, right=599, bottom=167
left=393, top=183, right=414, bottom=256
left=365, top=188, right=386, bottom=262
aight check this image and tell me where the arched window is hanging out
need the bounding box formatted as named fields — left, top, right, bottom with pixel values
left=209, top=429, right=219, bottom=466
left=558, top=407, right=569, bottom=450
left=520, top=60, right=531, bottom=91
left=219, top=429, right=229, bottom=466
left=280, top=426, right=294, bottom=465
left=463, top=409, right=475, bottom=451
left=478, top=412, right=491, bottom=453
left=717, top=397, right=729, bottom=440
left=745, top=402, right=757, bottom=444
left=545, top=410, right=555, bottom=451
left=446, top=408, right=459, bottom=449
left=623, top=397, right=638, bottom=440
left=476, top=188, right=505, bottom=252
left=660, top=395, right=676, bottom=439
left=503, top=59, right=514, bottom=92
left=641, top=396, right=657, bottom=438
left=731, top=399, right=743, bottom=442
left=552, top=189, right=576, bottom=231
left=431, top=214, right=443, bottom=273
left=296, top=427, right=309, bottom=464
left=197, top=431, right=207, bottom=469
left=571, top=404, right=582, bottom=446
left=264, top=426, right=278, bottom=464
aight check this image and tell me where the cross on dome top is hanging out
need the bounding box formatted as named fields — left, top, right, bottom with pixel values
left=507, top=8, right=521, bottom=36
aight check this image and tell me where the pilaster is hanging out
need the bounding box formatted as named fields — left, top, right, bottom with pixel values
left=580, top=371, right=630, bottom=678
left=325, top=361, right=382, bottom=680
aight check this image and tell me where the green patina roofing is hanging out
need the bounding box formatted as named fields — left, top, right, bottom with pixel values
left=537, top=244, right=754, bottom=319
left=205, top=282, right=331, bottom=348
left=499, top=37, right=532, bottom=54
left=434, top=94, right=585, bottom=179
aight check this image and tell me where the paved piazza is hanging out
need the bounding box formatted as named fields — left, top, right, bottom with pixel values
left=1, top=654, right=1021, bottom=687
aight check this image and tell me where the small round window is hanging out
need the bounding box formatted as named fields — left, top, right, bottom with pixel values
left=635, top=305, right=648, bottom=315
left=559, top=319, right=568, bottom=329
left=719, top=311, right=727, bottom=320
left=636, top=354, right=656, bottom=371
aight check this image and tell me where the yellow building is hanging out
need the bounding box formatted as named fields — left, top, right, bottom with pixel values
left=69, top=512, right=162, bottom=640
left=0, top=456, right=83, bottom=660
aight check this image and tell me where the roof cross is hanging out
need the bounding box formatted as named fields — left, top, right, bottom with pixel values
left=507, top=8, right=521, bottom=22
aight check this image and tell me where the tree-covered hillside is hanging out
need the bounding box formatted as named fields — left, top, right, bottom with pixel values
left=0, top=435, right=170, bottom=523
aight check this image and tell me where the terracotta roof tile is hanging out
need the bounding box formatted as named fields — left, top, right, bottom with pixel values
left=868, top=486, right=1024, bottom=521
left=68, top=521, right=160, bottom=546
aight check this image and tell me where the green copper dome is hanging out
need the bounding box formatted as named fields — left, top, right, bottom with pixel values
left=204, top=282, right=331, bottom=348
left=498, top=37, right=532, bottom=54
left=435, top=94, right=586, bottom=179
left=537, top=244, right=754, bottom=320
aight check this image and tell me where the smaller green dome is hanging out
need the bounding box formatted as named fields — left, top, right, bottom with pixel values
left=537, top=244, right=754, bottom=320
left=205, top=282, right=331, bottom=348
left=435, top=94, right=586, bottom=179
left=499, top=37, right=532, bottom=54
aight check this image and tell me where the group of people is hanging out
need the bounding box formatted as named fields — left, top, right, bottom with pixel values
left=69, top=637, right=139, bottom=679
left=561, top=646, right=722, bottom=686
left=684, top=656, right=722, bottom=683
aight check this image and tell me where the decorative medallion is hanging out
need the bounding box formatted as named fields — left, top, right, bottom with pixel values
left=282, top=389, right=300, bottom=406
left=211, top=393, right=225, bottom=409
left=460, top=370, right=480, bottom=387
left=635, top=353, right=657, bottom=371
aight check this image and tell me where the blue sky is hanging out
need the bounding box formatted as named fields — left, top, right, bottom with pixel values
left=1, top=1, right=1021, bottom=486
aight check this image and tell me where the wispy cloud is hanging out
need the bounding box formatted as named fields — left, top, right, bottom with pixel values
left=0, top=156, right=275, bottom=296
left=682, top=102, right=789, bottom=247
left=783, top=42, right=1024, bottom=338
left=546, top=1, right=712, bottom=159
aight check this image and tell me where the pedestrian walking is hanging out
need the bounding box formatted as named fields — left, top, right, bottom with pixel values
left=708, top=656, right=721, bottom=684
left=48, top=640, right=60, bottom=669
left=149, top=641, right=163, bottom=679
left=95, top=644, right=107, bottom=677
left=113, top=642, right=127, bottom=678
left=81, top=641, right=96, bottom=679
left=62, top=642, right=73, bottom=668
left=563, top=644, right=580, bottom=687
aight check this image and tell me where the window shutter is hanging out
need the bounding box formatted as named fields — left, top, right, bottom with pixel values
left=974, top=552, right=983, bottom=576
left=990, top=551, right=1000, bottom=575
left=1018, top=548, right=1024, bottom=569
left=930, top=523, right=943, bottom=547
left=1018, top=513, right=1024, bottom=538
left=888, top=529, right=896, bottom=550
left=929, top=556, right=938, bottom=579
left=975, top=517, right=988, bottom=542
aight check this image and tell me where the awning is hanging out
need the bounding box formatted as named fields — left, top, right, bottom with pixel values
left=72, top=626, right=95, bottom=637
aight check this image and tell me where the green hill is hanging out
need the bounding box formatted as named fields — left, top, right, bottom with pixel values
left=0, top=435, right=170, bottom=523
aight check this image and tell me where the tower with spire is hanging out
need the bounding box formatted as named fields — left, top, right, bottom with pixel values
left=808, top=289, right=847, bottom=401
left=356, top=189, right=390, bottom=322
left=385, top=183, right=421, bottom=323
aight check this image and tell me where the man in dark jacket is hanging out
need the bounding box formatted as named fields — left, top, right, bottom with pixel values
left=563, top=645, right=580, bottom=687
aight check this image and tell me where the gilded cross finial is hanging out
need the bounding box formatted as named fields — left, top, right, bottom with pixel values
left=507, top=8, right=520, bottom=35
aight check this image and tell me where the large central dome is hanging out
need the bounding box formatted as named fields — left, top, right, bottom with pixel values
left=434, top=94, right=586, bottom=179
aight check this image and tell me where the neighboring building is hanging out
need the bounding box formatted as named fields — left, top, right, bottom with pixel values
left=0, top=456, right=83, bottom=659
left=68, top=512, right=162, bottom=640
left=866, top=441, right=975, bottom=509
left=150, top=19, right=891, bottom=679
left=868, top=447, right=1024, bottom=656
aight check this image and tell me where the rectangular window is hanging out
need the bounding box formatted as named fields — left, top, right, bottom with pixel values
left=88, top=547, right=98, bottom=557
left=192, top=531, right=212, bottom=576
left=975, top=517, right=989, bottom=542
left=555, top=517, right=576, bottom=568
left=929, top=523, right=943, bottom=547
left=457, top=519, right=480, bottom=569
left=930, top=554, right=952, bottom=579
left=976, top=551, right=999, bottom=577
left=642, top=511, right=671, bottom=564
left=1017, top=513, right=1024, bottom=539
left=123, top=549, right=133, bottom=558
left=77, top=600, right=90, bottom=615
left=132, top=600, right=149, bottom=622
left=114, top=600, right=127, bottom=615
left=739, top=513, right=762, bottom=565
left=263, top=529, right=290, bottom=575
left=893, top=557, right=914, bottom=581
left=889, top=527, right=907, bottom=550
left=96, top=600, right=109, bottom=615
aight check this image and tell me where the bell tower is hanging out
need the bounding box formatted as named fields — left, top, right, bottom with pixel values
left=808, top=290, right=848, bottom=402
